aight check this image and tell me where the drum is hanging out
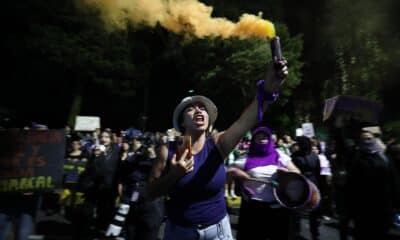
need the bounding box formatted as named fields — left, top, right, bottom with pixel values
left=272, top=171, right=321, bottom=210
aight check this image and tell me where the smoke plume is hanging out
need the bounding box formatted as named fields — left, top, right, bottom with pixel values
left=81, top=0, right=276, bottom=39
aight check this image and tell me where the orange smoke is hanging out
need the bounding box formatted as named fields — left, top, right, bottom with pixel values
left=81, top=0, right=276, bottom=39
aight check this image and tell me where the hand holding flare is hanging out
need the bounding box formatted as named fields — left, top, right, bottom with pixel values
left=264, top=36, right=288, bottom=94
left=177, top=136, right=192, bottom=160
left=170, top=136, right=194, bottom=178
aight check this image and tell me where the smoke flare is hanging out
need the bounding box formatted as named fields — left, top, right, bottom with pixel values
left=81, top=0, right=276, bottom=39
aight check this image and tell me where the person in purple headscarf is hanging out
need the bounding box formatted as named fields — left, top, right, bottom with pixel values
left=229, top=126, right=300, bottom=240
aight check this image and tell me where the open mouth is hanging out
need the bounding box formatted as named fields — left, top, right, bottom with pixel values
left=194, top=114, right=205, bottom=125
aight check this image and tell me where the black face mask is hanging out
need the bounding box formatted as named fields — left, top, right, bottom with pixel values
left=359, top=138, right=382, bottom=153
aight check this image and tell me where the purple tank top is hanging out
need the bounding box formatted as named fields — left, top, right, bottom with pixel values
left=166, top=136, right=227, bottom=226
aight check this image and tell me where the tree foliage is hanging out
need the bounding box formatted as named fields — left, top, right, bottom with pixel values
left=2, top=0, right=140, bottom=126
left=277, top=0, right=400, bottom=132
left=156, top=23, right=303, bottom=130
left=323, top=0, right=390, bottom=100
left=2, top=0, right=305, bottom=131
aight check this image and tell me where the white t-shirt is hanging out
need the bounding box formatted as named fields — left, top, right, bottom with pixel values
left=241, top=151, right=291, bottom=203
left=231, top=154, right=247, bottom=169
left=318, top=154, right=332, bottom=176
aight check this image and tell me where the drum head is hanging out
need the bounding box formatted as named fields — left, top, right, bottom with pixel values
left=272, top=171, right=311, bottom=209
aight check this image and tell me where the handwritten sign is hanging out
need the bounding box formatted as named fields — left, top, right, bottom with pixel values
left=302, top=123, right=315, bottom=138
left=74, top=116, right=100, bottom=131
left=0, top=129, right=65, bottom=193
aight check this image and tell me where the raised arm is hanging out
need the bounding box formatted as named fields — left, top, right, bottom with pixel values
left=215, top=61, right=288, bottom=158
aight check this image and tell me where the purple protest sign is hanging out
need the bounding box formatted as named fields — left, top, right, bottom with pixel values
left=323, top=95, right=382, bottom=124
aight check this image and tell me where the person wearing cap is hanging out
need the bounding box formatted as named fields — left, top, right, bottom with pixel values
left=147, top=60, right=288, bottom=240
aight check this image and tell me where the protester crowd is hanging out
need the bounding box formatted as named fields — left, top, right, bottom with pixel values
left=1, top=120, right=399, bottom=240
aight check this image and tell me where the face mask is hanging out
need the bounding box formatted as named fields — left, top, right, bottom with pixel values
left=359, top=138, right=382, bottom=153
left=251, top=142, right=270, bottom=156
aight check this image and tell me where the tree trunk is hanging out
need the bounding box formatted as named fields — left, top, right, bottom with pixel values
left=67, top=83, right=84, bottom=128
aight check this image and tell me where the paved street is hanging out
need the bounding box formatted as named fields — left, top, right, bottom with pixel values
left=26, top=205, right=400, bottom=240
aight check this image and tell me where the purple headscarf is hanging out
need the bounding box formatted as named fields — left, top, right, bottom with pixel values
left=244, top=126, right=281, bottom=171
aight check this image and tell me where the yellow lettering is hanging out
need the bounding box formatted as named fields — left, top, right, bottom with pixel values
left=9, top=179, right=19, bottom=191
left=0, top=180, right=8, bottom=192
left=0, top=176, right=57, bottom=192
left=19, top=177, right=34, bottom=190
left=78, top=166, right=86, bottom=174
left=75, top=192, right=85, bottom=205
left=35, top=176, right=46, bottom=188
left=46, top=177, right=54, bottom=188
left=64, top=165, right=74, bottom=170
